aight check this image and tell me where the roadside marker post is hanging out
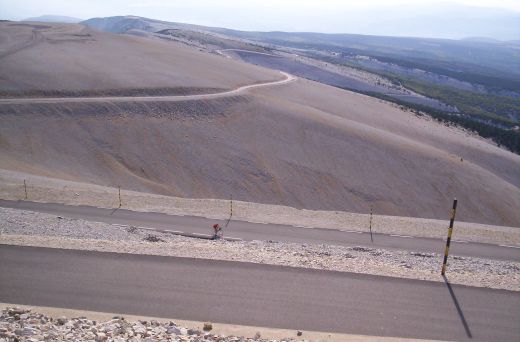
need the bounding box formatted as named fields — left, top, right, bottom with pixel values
left=441, top=198, right=458, bottom=275
left=23, top=179, right=28, bottom=200
left=118, top=186, right=122, bottom=208
left=369, top=205, right=374, bottom=243
left=225, top=194, right=233, bottom=228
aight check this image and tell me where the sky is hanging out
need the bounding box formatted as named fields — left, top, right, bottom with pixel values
left=0, top=0, right=519, bottom=38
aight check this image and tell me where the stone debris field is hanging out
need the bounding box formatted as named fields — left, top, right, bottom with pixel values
left=0, top=307, right=294, bottom=342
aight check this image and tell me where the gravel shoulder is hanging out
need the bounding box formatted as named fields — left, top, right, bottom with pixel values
left=1, top=169, right=519, bottom=246
left=1, top=207, right=518, bottom=291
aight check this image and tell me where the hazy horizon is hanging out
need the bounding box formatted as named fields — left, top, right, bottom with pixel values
left=1, top=0, right=519, bottom=40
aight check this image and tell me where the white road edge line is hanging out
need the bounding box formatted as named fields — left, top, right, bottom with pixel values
left=499, top=244, right=520, bottom=249
left=390, top=234, right=415, bottom=239
left=164, top=230, right=184, bottom=234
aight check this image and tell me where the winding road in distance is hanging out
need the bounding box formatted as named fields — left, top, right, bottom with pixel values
left=0, top=71, right=296, bottom=105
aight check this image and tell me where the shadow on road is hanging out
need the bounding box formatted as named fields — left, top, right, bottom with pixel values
left=110, top=208, right=119, bottom=215
left=443, top=275, right=472, bottom=338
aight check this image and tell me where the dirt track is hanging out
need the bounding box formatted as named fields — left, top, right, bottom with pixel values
left=0, top=72, right=296, bottom=104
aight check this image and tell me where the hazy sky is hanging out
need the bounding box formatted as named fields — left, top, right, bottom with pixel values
left=1, top=0, right=519, bottom=37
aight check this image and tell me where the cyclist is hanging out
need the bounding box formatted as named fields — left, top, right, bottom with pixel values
left=212, top=223, right=223, bottom=239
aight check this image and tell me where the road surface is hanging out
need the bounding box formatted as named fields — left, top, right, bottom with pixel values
left=1, top=199, right=519, bottom=261
left=0, top=71, right=296, bottom=105
left=1, top=245, right=518, bottom=341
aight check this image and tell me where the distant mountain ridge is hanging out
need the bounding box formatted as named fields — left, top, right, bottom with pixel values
left=83, top=3, right=520, bottom=41
left=24, top=1, right=520, bottom=40
left=82, top=15, right=520, bottom=79
left=81, top=16, right=154, bottom=33
left=24, top=15, right=82, bottom=23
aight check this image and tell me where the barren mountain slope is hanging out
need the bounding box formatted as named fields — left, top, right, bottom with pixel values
left=0, top=23, right=519, bottom=226
left=0, top=22, right=281, bottom=94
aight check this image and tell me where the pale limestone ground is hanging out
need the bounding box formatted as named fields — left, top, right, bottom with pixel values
left=1, top=169, right=519, bottom=246
left=1, top=207, right=519, bottom=291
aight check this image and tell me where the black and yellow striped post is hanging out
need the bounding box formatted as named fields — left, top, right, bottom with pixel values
left=369, top=205, right=374, bottom=243
left=441, top=198, right=458, bottom=275
left=23, top=179, right=28, bottom=200
left=225, top=194, right=233, bottom=228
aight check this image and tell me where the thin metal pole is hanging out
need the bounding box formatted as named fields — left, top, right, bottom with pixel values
left=118, top=186, right=122, bottom=208
left=23, top=179, right=28, bottom=200
left=441, top=198, right=458, bottom=275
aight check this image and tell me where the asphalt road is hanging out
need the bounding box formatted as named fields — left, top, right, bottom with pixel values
left=1, top=245, right=518, bottom=341
left=1, top=199, right=519, bottom=261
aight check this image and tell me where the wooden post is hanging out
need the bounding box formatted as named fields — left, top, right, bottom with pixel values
left=118, top=186, right=122, bottom=208
left=441, top=198, right=458, bottom=275
left=369, top=204, right=374, bottom=243
left=23, top=179, right=28, bottom=200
